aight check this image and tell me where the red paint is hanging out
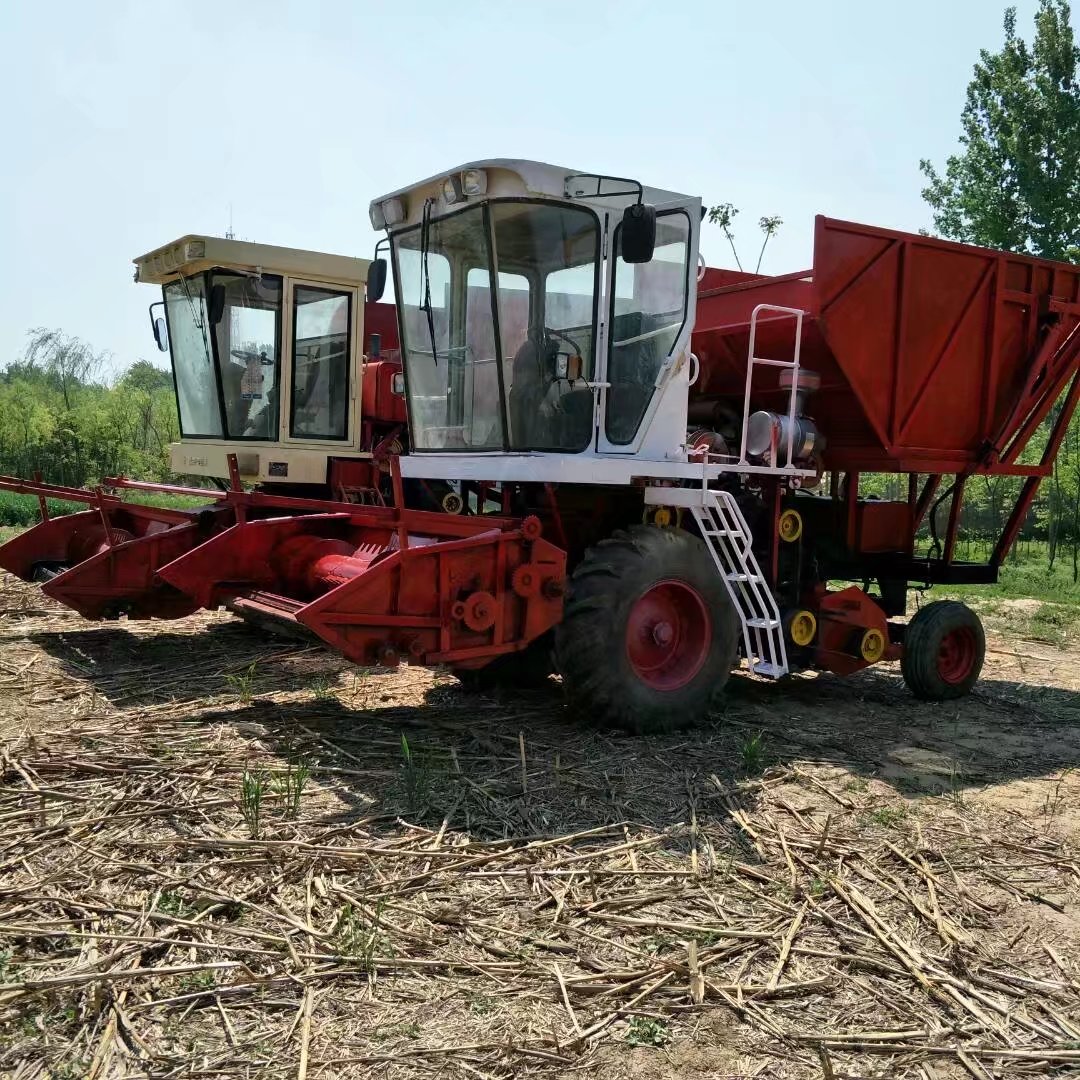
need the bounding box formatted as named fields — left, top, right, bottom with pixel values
left=693, top=216, right=1080, bottom=476
left=813, top=586, right=896, bottom=677
left=938, top=626, right=979, bottom=684
left=624, top=580, right=711, bottom=691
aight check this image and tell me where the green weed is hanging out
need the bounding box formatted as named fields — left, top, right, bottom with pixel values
left=271, top=761, right=310, bottom=819
left=239, top=769, right=268, bottom=838
left=739, top=731, right=767, bottom=774
left=625, top=1016, right=671, bottom=1047
left=334, top=902, right=391, bottom=973
left=155, top=890, right=186, bottom=917
left=310, top=676, right=335, bottom=701
left=224, top=662, right=259, bottom=704
left=399, top=734, right=433, bottom=816
left=867, top=805, right=908, bottom=828
left=180, top=970, right=217, bottom=992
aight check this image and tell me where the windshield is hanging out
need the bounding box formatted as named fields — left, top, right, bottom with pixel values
left=394, top=201, right=600, bottom=452
left=163, top=271, right=283, bottom=440
left=164, top=275, right=222, bottom=437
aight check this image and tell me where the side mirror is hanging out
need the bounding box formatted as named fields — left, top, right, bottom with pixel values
left=621, top=203, right=656, bottom=264
left=367, top=258, right=388, bottom=302
left=149, top=302, right=168, bottom=352
left=209, top=283, right=227, bottom=325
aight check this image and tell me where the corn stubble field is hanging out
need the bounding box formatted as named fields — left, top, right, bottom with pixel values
left=2, top=575, right=1080, bottom=1079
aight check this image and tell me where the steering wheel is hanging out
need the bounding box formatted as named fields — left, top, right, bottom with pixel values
left=231, top=348, right=275, bottom=367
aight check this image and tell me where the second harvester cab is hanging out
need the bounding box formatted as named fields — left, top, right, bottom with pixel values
left=135, top=235, right=403, bottom=499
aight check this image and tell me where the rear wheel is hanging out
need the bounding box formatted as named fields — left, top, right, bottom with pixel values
left=901, top=600, right=985, bottom=700
left=555, top=526, right=739, bottom=734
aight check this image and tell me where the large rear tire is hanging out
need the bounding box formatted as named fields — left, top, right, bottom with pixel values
left=555, top=526, right=739, bottom=734
left=901, top=600, right=985, bottom=700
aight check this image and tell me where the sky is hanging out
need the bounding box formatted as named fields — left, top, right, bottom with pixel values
left=0, top=0, right=1050, bottom=375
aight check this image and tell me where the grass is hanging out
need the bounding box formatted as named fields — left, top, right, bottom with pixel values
left=225, top=662, right=259, bottom=704
left=398, top=734, right=434, bottom=817
left=334, top=902, right=391, bottom=972
left=739, top=731, right=767, bottom=775
left=239, top=770, right=268, bottom=839
left=867, top=805, right=909, bottom=828
left=271, top=761, right=310, bottom=819
left=625, top=1016, right=670, bottom=1047
left=0, top=488, right=213, bottom=529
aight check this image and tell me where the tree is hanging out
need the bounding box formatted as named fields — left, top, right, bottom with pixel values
left=705, top=204, right=784, bottom=273
left=920, top=1, right=1080, bottom=260
left=23, top=328, right=108, bottom=410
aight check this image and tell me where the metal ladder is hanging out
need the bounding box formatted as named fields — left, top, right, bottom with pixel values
left=690, top=490, right=789, bottom=679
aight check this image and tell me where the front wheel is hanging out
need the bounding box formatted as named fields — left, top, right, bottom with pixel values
left=901, top=600, right=985, bottom=700
left=555, top=526, right=739, bottom=734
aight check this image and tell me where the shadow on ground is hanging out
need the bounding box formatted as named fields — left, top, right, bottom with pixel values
left=24, top=610, right=1080, bottom=839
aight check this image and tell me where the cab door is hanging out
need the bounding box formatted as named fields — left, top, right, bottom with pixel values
left=595, top=206, right=698, bottom=455
left=281, top=278, right=363, bottom=449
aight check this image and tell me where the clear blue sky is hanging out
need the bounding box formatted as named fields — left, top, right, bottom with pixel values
left=0, top=0, right=1047, bottom=375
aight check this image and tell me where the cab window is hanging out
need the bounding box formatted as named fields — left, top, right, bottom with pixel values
left=605, top=212, right=691, bottom=444
left=290, top=286, right=352, bottom=440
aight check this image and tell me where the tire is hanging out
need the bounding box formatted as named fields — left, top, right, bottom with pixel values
left=901, top=600, right=985, bottom=701
left=453, top=634, right=554, bottom=692
left=555, top=526, right=739, bottom=734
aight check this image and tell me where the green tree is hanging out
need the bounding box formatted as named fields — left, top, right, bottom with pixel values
left=920, top=1, right=1080, bottom=260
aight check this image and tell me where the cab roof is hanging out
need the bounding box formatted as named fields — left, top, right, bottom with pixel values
left=134, top=235, right=371, bottom=286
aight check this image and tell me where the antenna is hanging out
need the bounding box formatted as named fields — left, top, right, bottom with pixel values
left=225, top=204, right=235, bottom=240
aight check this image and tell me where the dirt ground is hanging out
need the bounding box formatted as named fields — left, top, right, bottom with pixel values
left=1, top=578, right=1079, bottom=1080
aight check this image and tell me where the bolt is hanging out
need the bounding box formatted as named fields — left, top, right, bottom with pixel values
left=652, top=621, right=674, bottom=646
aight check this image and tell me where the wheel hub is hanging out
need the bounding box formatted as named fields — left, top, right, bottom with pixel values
left=937, top=626, right=978, bottom=684
left=625, top=580, right=712, bottom=691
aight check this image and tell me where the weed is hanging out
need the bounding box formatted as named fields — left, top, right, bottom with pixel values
left=808, top=876, right=826, bottom=898
left=239, top=769, right=268, bottom=839
left=310, top=676, right=335, bottom=701
left=739, top=731, right=767, bottom=775
left=1044, top=769, right=1073, bottom=822
left=180, top=970, right=217, bottom=992
left=469, top=996, right=495, bottom=1016
left=625, top=1016, right=671, bottom=1047
left=946, top=763, right=967, bottom=809
left=399, top=734, right=433, bottom=816
left=334, top=901, right=392, bottom=972
left=867, top=805, right=908, bottom=828
left=271, top=761, right=310, bottom=819
left=0, top=947, right=14, bottom=982
left=641, top=934, right=673, bottom=955
left=224, top=662, right=259, bottom=704
left=155, top=890, right=186, bottom=917
left=843, top=777, right=869, bottom=793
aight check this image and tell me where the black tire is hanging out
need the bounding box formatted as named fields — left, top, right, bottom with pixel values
left=901, top=600, right=985, bottom=701
left=555, top=526, right=739, bottom=734
left=453, top=634, right=554, bottom=692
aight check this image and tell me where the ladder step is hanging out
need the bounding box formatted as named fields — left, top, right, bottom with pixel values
left=725, top=572, right=764, bottom=583
left=752, top=661, right=786, bottom=678
left=746, top=617, right=780, bottom=629
left=700, top=528, right=741, bottom=538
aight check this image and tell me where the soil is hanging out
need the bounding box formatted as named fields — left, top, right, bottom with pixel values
left=1, top=576, right=1079, bottom=1079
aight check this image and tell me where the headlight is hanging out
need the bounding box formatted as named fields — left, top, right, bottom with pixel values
left=443, top=174, right=464, bottom=204
left=461, top=168, right=487, bottom=196
left=380, top=197, right=405, bottom=227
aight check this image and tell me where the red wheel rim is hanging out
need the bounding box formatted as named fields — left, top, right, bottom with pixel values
left=625, top=579, right=712, bottom=691
left=937, top=627, right=978, bottom=685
